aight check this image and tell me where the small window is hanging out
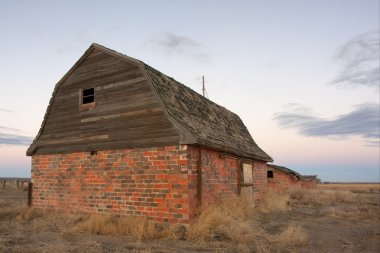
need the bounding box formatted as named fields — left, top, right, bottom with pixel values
left=82, top=88, right=94, bottom=104
left=267, top=170, right=273, bottom=179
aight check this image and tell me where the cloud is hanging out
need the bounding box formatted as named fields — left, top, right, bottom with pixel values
left=150, top=33, right=210, bottom=62
left=273, top=103, right=379, bottom=145
left=0, top=133, right=33, bottom=146
left=0, top=126, right=33, bottom=146
left=0, top=108, right=14, bottom=113
left=0, top=126, right=23, bottom=133
left=331, top=31, right=380, bottom=88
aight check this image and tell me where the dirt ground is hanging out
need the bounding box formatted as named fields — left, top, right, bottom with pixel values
left=0, top=185, right=379, bottom=253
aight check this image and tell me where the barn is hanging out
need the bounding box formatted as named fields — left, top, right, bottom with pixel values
left=267, top=164, right=301, bottom=193
left=27, top=43, right=272, bottom=224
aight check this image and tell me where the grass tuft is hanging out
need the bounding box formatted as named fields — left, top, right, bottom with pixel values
left=188, top=195, right=257, bottom=243
left=272, top=223, right=309, bottom=246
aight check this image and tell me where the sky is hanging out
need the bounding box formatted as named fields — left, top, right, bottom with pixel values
left=0, top=0, right=379, bottom=182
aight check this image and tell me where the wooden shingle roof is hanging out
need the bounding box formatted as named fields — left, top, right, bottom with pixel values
left=144, top=64, right=272, bottom=161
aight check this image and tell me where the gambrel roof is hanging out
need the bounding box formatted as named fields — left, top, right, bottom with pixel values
left=27, top=43, right=272, bottom=162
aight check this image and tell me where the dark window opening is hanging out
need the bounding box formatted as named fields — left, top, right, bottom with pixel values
left=90, top=151, right=97, bottom=156
left=82, top=88, right=94, bottom=104
left=267, top=170, right=273, bottom=178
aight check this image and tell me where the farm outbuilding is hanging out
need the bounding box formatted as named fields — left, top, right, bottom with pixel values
left=300, top=175, right=318, bottom=189
left=267, top=164, right=301, bottom=193
left=27, top=43, right=272, bottom=224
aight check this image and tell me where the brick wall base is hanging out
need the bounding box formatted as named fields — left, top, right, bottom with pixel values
left=31, top=145, right=268, bottom=224
left=32, top=146, right=190, bottom=224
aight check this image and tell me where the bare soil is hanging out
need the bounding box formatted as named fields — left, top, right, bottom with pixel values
left=0, top=187, right=379, bottom=253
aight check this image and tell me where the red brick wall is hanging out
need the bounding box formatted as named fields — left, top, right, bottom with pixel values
left=289, top=175, right=301, bottom=190
left=187, top=146, right=267, bottom=213
left=301, top=179, right=317, bottom=189
left=184, top=145, right=199, bottom=220
left=201, top=148, right=239, bottom=203
left=32, top=144, right=269, bottom=224
left=268, top=170, right=301, bottom=194
left=268, top=169, right=290, bottom=194
left=31, top=146, right=190, bottom=224
left=252, top=161, right=268, bottom=204
left=186, top=146, right=240, bottom=218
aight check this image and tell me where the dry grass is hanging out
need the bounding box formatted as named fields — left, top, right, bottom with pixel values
left=318, top=183, right=380, bottom=193
left=0, top=200, right=24, bottom=219
left=259, top=191, right=290, bottom=213
left=3, top=187, right=379, bottom=252
left=188, top=195, right=258, bottom=243
left=188, top=196, right=271, bottom=252
left=188, top=194, right=299, bottom=252
left=290, top=188, right=357, bottom=206
left=272, top=224, right=309, bottom=246
left=75, top=214, right=174, bottom=240
left=16, top=207, right=44, bottom=221
left=290, top=187, right=380, bottom=221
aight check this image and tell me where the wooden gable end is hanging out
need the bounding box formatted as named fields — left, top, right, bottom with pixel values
left=28, top=48, right=181, bottom=155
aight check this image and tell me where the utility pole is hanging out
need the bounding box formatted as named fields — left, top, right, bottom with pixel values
left=202, top=75, right=205, bottom=97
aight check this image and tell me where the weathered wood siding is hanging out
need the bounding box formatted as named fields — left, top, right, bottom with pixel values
left=34, top=49, right=180, bottom=154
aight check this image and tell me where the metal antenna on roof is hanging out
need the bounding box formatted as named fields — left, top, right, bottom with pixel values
left=202, top=76, right=209, bottom=98
left=202, top=76, right=205, bottom=97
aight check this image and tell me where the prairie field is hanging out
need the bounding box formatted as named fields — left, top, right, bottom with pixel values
left=318, top=183, right=380, bottom=193
left=0, top=184, right=379, bottom=253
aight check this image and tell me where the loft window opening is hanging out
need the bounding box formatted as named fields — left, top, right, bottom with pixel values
left=267, top=170, right=273, bottom=179
left=82, top=88, right=94, bottom=104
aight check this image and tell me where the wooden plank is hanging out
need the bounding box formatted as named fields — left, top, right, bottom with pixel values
left=42, top=110, right=168, bottom=133
left=81, top=107, right=162, bottom=123
left=63, top=67, right=142, bottom=90
left=38, top=134, right=109, bottom=145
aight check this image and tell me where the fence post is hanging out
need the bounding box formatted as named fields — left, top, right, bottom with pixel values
left=28, top=182, right=33, bottom=207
